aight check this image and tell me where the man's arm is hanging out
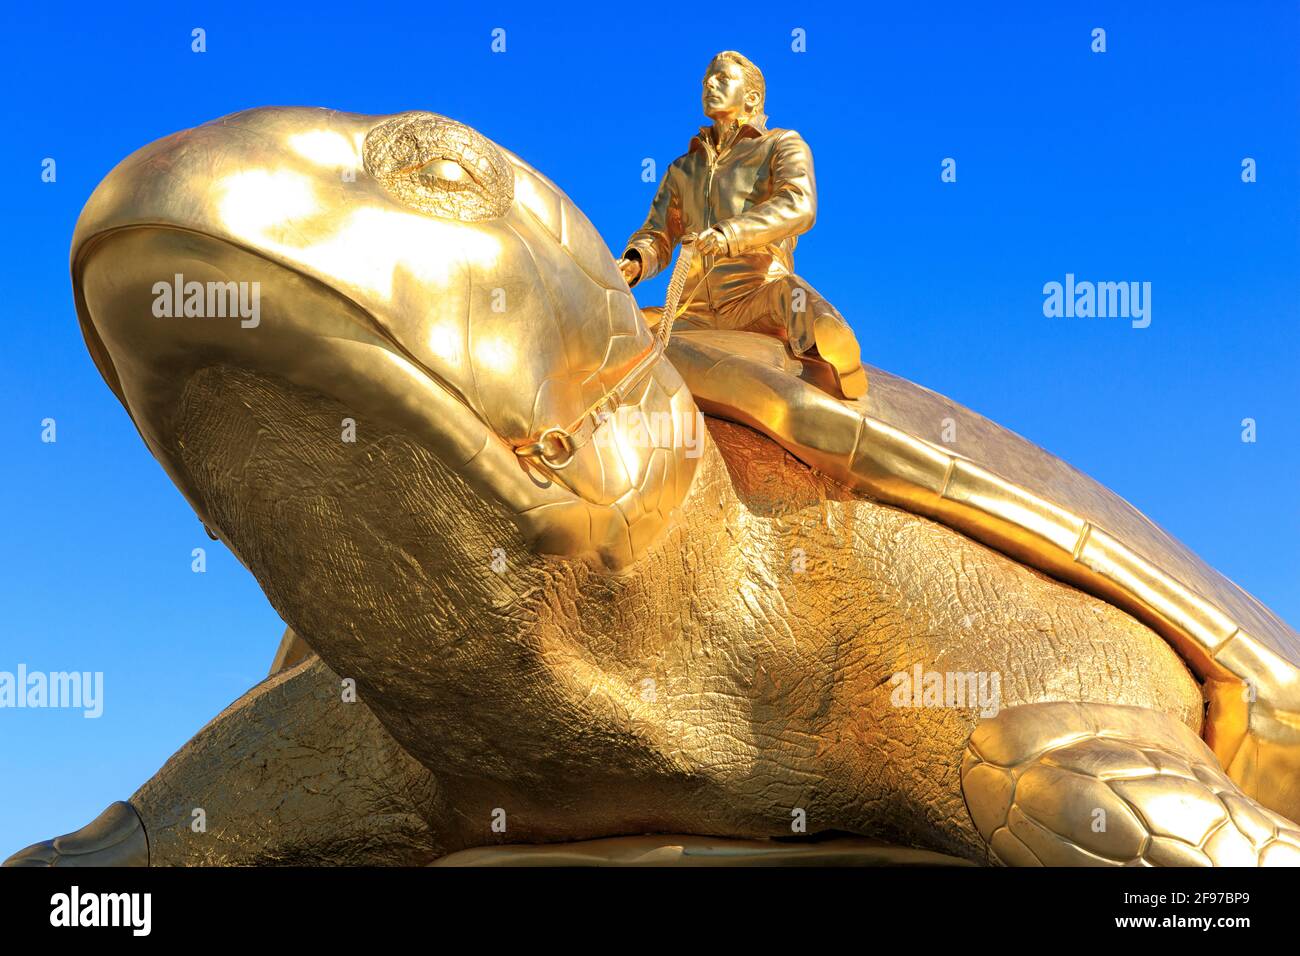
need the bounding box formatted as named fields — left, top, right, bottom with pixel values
left=620, top=167, right=683, bottom=286
left=714, top=130, right=816, bottom=256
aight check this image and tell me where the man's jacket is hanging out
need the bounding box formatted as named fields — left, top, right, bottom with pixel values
left=623, top=112, right=818, bottom=322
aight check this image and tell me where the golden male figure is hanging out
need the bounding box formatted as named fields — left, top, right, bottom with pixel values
left=618, top=51, right=868, bottom=399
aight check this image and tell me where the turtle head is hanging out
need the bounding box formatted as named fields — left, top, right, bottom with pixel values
left=72, top=107, right=704, bottom=574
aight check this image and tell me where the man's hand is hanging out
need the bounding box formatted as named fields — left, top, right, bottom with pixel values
left=694, top=227, right=727, bottom=257
left=617, top=256, right=642, bottom=284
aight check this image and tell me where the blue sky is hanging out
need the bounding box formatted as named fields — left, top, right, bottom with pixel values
left=0, top=1, right=1296, bottom=854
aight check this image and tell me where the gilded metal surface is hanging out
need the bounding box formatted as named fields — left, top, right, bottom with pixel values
left=362, top=112, right=514, bottom=221
left=5, top=802, right=147, bottom=867
left=962, top=702, right=1300, bottom=866
left=7, top=100, right=1296, bottom=867
left=129, top=656, right=443, bottom=866
left=268, top=626, right=315, bottom=676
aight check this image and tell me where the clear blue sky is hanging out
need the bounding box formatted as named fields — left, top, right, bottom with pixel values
left=1, top=1, right=1296, bottom=854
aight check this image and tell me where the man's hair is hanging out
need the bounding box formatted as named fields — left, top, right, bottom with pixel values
left=709, top=51, right=765, bottom=112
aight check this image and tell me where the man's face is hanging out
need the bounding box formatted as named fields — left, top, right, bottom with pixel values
left=702, top=58, right=751, bottom=120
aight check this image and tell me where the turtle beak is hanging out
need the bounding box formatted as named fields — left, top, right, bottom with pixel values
left=70, top=108, right=597, bottom=563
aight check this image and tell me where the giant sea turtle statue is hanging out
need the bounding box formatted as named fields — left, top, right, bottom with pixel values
left=7, top=107, right=1300, bottom=867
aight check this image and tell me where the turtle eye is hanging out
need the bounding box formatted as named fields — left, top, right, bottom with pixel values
left=418, top=158, right=470, bottom=188
left=363, top=113, right=514, bottom=222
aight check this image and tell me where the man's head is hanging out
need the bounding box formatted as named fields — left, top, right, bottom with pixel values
left=702, top=51, right=765, bottom=124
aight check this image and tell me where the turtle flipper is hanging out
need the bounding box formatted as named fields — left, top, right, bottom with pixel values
left=128, top=656, right=446, bottom=866
left=961, top=701, right=1300, bottom=866
left=4, top=801, right=148, bottom=867
left=5, top=656, right=447, bottom=867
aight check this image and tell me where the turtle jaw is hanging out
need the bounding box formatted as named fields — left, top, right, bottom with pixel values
left=72, top=222, right=616, bottom=568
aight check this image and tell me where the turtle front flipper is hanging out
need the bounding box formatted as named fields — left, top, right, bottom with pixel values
left=961, top=701, right=1300, bottom=866
left=4, top=802, right=148, bottom=867
left=5, top=655, right=450, bottom=867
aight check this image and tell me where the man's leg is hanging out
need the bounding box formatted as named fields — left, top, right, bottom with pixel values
left=794, top=278, right=867, bottom=399
left=730, top=276, right=867, bottom=400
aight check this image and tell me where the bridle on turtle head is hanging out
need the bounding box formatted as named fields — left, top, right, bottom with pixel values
left=513, top=236, right=700, bottom=472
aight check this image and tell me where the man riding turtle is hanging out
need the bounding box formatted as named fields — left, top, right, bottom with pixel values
left=618, top=50, right=868, bottom=400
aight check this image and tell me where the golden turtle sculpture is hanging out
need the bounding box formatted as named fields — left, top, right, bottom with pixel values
left=7, top=107, right=1300, bottom=867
